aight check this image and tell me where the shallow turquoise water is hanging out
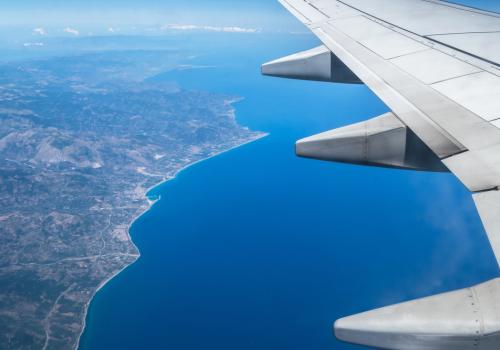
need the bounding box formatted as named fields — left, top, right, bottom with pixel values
left=80, top=32, right=498, bottom=349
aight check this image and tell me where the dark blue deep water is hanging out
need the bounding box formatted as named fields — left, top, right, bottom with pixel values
left=80, top=32, right=498, bottom=349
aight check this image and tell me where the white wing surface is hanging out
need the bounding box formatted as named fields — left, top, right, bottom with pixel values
left=262, top=1, right=500, bottom=349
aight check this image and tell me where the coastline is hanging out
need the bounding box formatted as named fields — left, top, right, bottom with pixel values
left=75, top=131, right=268, bottom=350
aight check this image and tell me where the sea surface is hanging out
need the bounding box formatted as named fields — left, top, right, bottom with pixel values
left=80, top=32, right=498, bottom=349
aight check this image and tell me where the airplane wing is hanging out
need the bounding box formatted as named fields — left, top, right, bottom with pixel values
left=262, top=1, right=500, bottom=349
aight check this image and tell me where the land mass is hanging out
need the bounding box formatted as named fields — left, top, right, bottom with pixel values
left=0, top=49, right=265, bottom=349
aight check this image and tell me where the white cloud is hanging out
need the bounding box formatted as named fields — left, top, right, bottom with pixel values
left=23, top=42, right=44, bottom=47
left=33, top=27, right=46, bottom=36
left=108, top=27, right=115, bottom=33
left=162, top=24, right=260, bottom=33
left=63, top=27, right=80, bottom=36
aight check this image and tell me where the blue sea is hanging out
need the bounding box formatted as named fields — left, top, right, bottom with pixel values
left=80, top=30, right=498, bottom=349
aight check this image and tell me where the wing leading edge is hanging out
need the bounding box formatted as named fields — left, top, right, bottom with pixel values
left=263, top=0, right=500, bottom=349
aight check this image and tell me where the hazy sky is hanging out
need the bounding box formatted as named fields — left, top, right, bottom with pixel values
left=0, top=0, right=292, bottom=29
left=0, top=0, right=499, bottom=36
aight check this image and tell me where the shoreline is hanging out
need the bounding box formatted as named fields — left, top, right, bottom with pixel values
left=75, top=131, right=268, bottom=350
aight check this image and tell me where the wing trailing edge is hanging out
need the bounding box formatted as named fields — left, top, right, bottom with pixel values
left=474, top=191, right=500, bottom=267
